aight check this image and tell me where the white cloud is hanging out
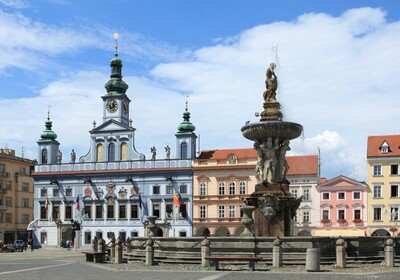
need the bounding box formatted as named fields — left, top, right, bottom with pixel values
left=0, top=0, right=28, bottom=9
left=1, top=7, right=400, bottom=182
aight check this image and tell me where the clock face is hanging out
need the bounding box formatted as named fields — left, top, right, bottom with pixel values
left=107, top=100, right=118, bottom=113
left=123, top=101, right=128, bottom=113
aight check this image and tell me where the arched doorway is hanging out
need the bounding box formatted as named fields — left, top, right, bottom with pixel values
left=214, top=226, right=230, bottom=237
left=61, top=227, right=74, bottom=248
left=156, top=227, right=163, bottom=237
left=196, top=227, right=210, bottom=237
left=371, top=229, right=390, bottom=236
left=297, top=230, right=311, bottom=236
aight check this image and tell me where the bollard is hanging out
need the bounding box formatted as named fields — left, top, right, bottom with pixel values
left=201, top=238, right=210, bottom=267
left=335, top=236, right=347, bottom=268
left=115, top=238, right=123, bottom=264
left=306, top=248, right=320, bottom=272
left=273, top=237, right=283, bottom=268
left=145, top=238, right=154, bottom=266
left=92, top=236, right=98, bottom=252
left=384, top=237, right=395, bottom=267
left=110, top=237, right=116, bottom=260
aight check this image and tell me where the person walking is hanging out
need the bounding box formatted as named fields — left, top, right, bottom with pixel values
left=66, top=239, right=71, bottom=251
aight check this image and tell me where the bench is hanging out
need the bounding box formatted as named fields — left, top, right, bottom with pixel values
left=204, top=256, right=262, bottom=271
left=82, top=252, right=107, bottom=263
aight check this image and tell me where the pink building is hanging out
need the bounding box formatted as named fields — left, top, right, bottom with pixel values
left=314, top=175, right=368, bottom=236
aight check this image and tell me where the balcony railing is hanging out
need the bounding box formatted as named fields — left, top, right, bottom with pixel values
left=0, top=172, right=10, bottom=178
left=0, top=205, right=6, bottom=211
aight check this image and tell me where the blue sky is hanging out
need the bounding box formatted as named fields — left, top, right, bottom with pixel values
left=1, top=0, right=400, bottom=180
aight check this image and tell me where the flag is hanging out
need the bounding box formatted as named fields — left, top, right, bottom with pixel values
left=75, top=195, right=80, bottom=211
left=138, top=193, right=142, bottom=209
left=45, top=195, right=49, bottom=210
left=173, top=191, right=181, bottom=207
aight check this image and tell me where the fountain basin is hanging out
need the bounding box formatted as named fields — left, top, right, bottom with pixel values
left=241, top=121, right=303, bottom=142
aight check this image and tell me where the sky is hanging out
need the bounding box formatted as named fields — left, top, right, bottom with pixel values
left=1, top=0, right=400, bottom=181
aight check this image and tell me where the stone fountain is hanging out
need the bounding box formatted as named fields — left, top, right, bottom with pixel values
left=241, top=63, right=303, bottom=237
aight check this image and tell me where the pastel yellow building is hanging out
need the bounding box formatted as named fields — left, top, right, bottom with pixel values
left=367, top=135, right=400, bottom=236
left=0, top=149, right=36, bottom=244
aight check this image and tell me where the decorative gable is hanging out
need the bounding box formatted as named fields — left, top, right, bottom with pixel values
left=380, top=141, right=389, bottom=154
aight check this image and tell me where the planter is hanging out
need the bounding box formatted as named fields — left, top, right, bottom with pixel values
left=337, top=219, right=347, bottom=225
left=321, top=219, right=331, bottom=225
left=353, top=219, right=363, bottom=226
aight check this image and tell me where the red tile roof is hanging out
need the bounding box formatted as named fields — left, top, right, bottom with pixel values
left=197, top=148, right=318, bottom=175
left=367, top=135, right=400, bottom=157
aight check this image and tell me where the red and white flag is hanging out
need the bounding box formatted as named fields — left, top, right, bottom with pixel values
left=75, top=195, right=80, bottom=211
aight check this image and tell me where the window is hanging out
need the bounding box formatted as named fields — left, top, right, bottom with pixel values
left=22, top=182, right=29, bottom=192
left=6, top=197, right=11, bottom=207
left=19, top=167, right=26, bottom=175
left=180, top=184, right=187, bottom=194
left=52, top=204, right=60, bottom=220
left=22, top=214, right=29, bottom=224
left=290, top=189, right=298, bottom=198
left=152, top=203, right=160, bottom=218
left=22, top=198, right=29, bottom=208
left=166, top=203, right=173, bottom=218
left=131, top=204, right=139, bottom=219
left=391, top=185, right=400, bottom=197
left=131, top=231, right=139, bottom=237
left=322, top=192, right=330, bottom=200
left=166, top=185, right=173, bottom=194
left=354, top=209, right=361, bottom=220
left=42, top=149, right=47, bottom=164
left=338, top=209, right=345, bottom=220
left=5, top=180, right=11, bottom=190
left=53, top=188, right=59, bottom=197
left=229, top=205, right=235, bottom=218
left=353, top=192, right=361, bottom=200
left=119, top=205, right=126, bottom=219
left=381, top=146, right=388, bottom=154
left=303, top=189, right=310, bottom=201
left=119, top=231, right=126, bottom=242
left=120, top=143, right=128, bottom=161
left=338, top=192, right=345, bottom=200
left=373, top=185, right=382, bottom=198
left=65, top=188, right=72, bottom=197
left=40, top=205, right=47, bottom=219
left=96, top=144, right=104, bottom=162
left=229, top=182, right=236, bottom=195
left=108, top=143, right=116, bottom=161
left=5, top=213, right=11, bottom=223
left=218, top=182, right=225, bottom=195
left=218, top=205, right=225, bottom=218
left=40, top=189, right=47, bottom=197
left=180, top=142, right=188, bottom=158
left=85, top=232, right=92, bottom=245
left=200, top=182, right=206, bottom=196
left=390, top=207, right=400, bottom=221
left=107, top=205, right=114, bottom=219
left=322, top=209, right=329, bottom=220
left=95, top=231, right=103, bottom=239
left=0, top=163, right=5, bottom=173
left=200, top=205, right=206, bottom=218
left=153, top=185, right=160, bottom=195
left=179, top=203, right=187, bottom=218
left=391, top=164, right=399, bottom=175
left=303, top=211, right=310, bottom=223
left=179, top=231, right=187, bottom=237
left=373, top=165, right=382, bottom=176
left=373, top=207, right=382, bottom=221
left=239, top=181, right=246, bottom=195
left=84, top=205, right=92, bottom=219
left=96, top=205, right=103, bottom=219
left=65, top=205, right=72, bottom=219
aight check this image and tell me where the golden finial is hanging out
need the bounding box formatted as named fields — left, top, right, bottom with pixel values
left=113, top=33, right=119, bottom=56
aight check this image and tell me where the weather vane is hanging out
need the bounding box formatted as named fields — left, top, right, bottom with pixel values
left=185, top=95, right=189, bottom=111
left=113, top=32, right=119, bottom=56
left=48, top=105, right=52, bottom=118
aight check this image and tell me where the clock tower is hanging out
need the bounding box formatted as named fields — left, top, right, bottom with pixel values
left=102, top=34, right=130, bottom=126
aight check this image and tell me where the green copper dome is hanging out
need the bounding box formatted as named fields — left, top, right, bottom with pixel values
left=40, top=117, right=57, bottom=141
left=105, top=54, right=128, bottom=95
left=177, top=109, right=196, bottom=133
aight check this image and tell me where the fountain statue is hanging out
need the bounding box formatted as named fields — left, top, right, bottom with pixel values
left=241, top=63, right=303, bottom=237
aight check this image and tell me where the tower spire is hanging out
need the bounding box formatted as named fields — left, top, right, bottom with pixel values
left=113, top=32, right=119, bottom=57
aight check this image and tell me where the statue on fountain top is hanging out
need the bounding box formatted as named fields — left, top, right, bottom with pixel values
left=263, top=63, right=278, bottom=102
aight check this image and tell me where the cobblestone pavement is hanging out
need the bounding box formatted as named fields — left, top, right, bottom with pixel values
left=1, top=249, right=400, bottom=280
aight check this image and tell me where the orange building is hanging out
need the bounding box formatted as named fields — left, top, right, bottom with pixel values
left=192, top=148, right=319, bottom=236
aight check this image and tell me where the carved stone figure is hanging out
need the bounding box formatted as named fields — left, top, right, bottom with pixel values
left=260, top=137, right=279, bottom=183
left=279, top=139, right=291, bottom=181
left=263, top=63, right=278, bottom=102
left=254, top=140, right=265, bottom=181
left=165, top=145, right=170, bottom=159
left=70, top=149, right=76, bottom=163
left=151, top=146, right=156, bottom=160
left=57, top=150, right=62, bottom=164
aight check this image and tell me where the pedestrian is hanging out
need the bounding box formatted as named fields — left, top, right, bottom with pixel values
left=27, top=239, right=32, bottom=251
left=66, top=239, right=71, bottom=251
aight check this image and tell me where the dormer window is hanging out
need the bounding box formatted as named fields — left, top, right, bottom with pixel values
left=381, top=141, right=389, bottom=154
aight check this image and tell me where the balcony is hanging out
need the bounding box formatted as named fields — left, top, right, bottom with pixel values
left=0, top=172, right=10, bottom=178
left=0, top=205, right=6, bottom=211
